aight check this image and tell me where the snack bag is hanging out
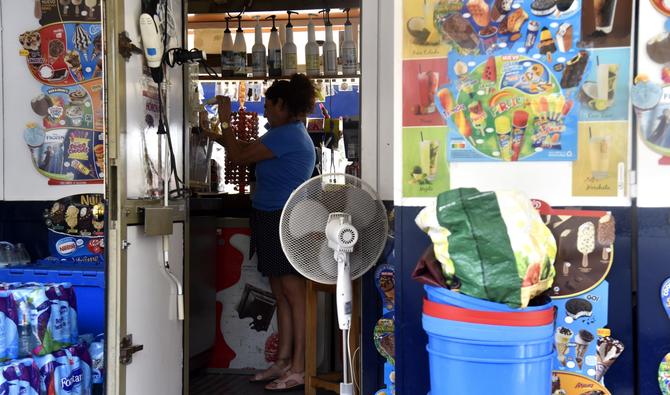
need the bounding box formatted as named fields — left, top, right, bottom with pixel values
left=432, top=188, right=556, bottom=308
left=0, top=358, right=41, bottom=395
left=0, top=291, right=19, bottom=362
left=36, top=343, right=92, bottom=395
left=415, top=205, right=456, bottom=287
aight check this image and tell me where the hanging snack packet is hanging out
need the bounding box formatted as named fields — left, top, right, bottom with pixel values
left=433, top=188, right=556, bottom=308
left=0, top=358, right=41, bottom=395
left=0, top=291, right=19, bottom=362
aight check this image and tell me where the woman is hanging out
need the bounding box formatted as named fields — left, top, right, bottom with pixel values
left=216, top=74, right=317, bottom=392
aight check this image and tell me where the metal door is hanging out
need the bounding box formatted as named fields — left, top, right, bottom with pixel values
left=104, top=0, right=187, bottom=393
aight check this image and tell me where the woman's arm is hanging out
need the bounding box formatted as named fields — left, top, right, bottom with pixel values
left=216, top=96, right=274, bottom=165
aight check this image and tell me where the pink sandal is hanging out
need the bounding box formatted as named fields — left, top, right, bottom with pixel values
left=264, top=370, right=305, bottom=392
left=249, top=362, right=291, bottom=383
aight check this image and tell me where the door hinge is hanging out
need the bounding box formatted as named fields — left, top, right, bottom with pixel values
left=121, top=240, right=131, bottom=249
left=629, top=170, right=638, bottom=199
left=120, top=334, right=144, bottom=365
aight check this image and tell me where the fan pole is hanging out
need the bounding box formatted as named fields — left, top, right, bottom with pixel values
left=336, top=251, right=354, bottom=394
left=341, top=329, right=354, bottom=395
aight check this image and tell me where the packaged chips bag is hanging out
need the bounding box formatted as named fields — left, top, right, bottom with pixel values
left=416, top=188, right=556, bottom=308
left=0, top=358, right=41, bottom=395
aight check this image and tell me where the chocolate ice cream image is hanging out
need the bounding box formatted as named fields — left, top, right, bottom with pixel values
left=441, top=13, right=480, bottom=53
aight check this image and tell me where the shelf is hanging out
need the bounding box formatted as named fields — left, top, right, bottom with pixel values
left=197, top=73, right=361, bottom=82
left=188, top=0, right=360, bottom=14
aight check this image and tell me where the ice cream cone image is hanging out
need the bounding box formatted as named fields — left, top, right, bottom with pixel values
left=555, top=327, right=573, bottom=367
left=595, top=336, right=624, bottom=381
left=575, top=330, right=595, bottom=369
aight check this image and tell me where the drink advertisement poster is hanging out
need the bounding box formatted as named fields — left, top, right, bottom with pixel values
left=572, top=121, right=628, bottom=197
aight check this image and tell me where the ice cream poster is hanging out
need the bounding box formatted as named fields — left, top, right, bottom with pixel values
left=430, top=0, right=585, bottom=161
left=553, top=283, right=610, bottom=379
left=37, top=0, right=101, bottom=26
left=23, top=128, right=104, bottom=185
left=572, top=121, right=628, bottom=197
left=402, top=127, right=450, bottom=197
left=31, top=80, right=103, bottom=131
left=19, top=22, right=102, bottom=86
left=552, top=371, right=612, bottom=395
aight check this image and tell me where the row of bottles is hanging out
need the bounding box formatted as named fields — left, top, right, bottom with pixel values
left=221, top=9, right=358, bottom=78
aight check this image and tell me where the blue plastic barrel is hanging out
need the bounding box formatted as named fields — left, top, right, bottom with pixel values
left=422, top=297, right=554, bottom=395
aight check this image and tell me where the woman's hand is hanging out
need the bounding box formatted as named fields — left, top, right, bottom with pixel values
left=216, top=95, right=232, bottom=130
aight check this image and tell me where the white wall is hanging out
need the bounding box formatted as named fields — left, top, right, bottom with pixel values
left=636, top=0, right=670, bottom=208
left=0, top=2, right=4, bottom=201
left=1, top=0, right=102, bottom=200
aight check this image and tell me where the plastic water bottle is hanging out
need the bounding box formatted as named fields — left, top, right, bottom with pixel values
left=18, top=301, right=34, bottom=357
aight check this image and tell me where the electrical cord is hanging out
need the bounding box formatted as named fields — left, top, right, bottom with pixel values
left=154, top=0, right=189, bottom=199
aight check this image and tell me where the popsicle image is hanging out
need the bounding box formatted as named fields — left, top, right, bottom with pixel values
left=468, top=101, right=487, bottom=136
left=597, top=214, right=615, bottom=261
left=551, top=95, right=566, bottom=121
left=454, top=110, right=475, bottom=145
left=538, top=27, right=557, bottom=63
left=555, top=326, right=573, bottom=367
left=511, top=110, right=528, bottom=161
left=575, top=330, right=595, bottom=369
left=466, top=0, right=490, bottom=27
left=577, top=221, right=596, bottom=268
left=495, top=116, right=513, bottom=161
left=539, top=96, right=550, bottom=123
left=524, top=20, right=540, bottom=50
left=595, top=336, right=624, bottom=381
left=558, top=99, right=574, bottom=123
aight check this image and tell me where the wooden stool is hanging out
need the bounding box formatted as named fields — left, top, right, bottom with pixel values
left=305, top=279, right=360, bottom=395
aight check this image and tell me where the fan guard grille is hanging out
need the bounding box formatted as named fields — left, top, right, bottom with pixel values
left=280, top=174, right=389, bottom=284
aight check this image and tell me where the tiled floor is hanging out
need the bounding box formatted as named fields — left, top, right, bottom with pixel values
left=189, top=373, right=305, bottom=395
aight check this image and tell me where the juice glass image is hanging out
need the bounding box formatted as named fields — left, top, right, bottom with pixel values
left=418, top=71, right=439, bottom=114
left=495, top=116, right=512, bottom=161
left=607, top=64, right=619, bottom=100
left=594, top=0, right=618, bottom=34
left=420, top=140, right=440, bottom=181
left=589, top=134, right=612, bottom=179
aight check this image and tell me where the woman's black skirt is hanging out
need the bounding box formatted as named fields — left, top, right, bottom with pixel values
left=250, top=208, right=300, bottom=277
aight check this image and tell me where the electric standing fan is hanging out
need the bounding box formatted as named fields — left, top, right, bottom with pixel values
left=280, top=173, right=389, bottom=394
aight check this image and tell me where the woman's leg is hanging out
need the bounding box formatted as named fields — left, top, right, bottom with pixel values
left=251, top=277, right=292, bottom=381
left=280, top=274, right=306, bottom=373
left=270, top=276, right=293, bottom=366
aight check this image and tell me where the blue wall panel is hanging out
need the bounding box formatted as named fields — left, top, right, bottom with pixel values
left=637, top=208, right=670, bottom=394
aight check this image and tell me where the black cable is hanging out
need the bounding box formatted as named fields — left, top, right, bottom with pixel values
left=155, top=0, right=187, bottom=198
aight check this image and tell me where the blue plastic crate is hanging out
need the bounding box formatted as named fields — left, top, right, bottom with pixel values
left=0, top=265, right=105, bottom=335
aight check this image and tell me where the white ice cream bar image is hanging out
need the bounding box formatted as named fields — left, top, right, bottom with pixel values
left=577, top=222, right=596, bottom=267
left=556, top=23, right=573, bottom=53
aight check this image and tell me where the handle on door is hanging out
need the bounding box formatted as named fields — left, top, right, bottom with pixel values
left=120, top=334, right=144, bottom=365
